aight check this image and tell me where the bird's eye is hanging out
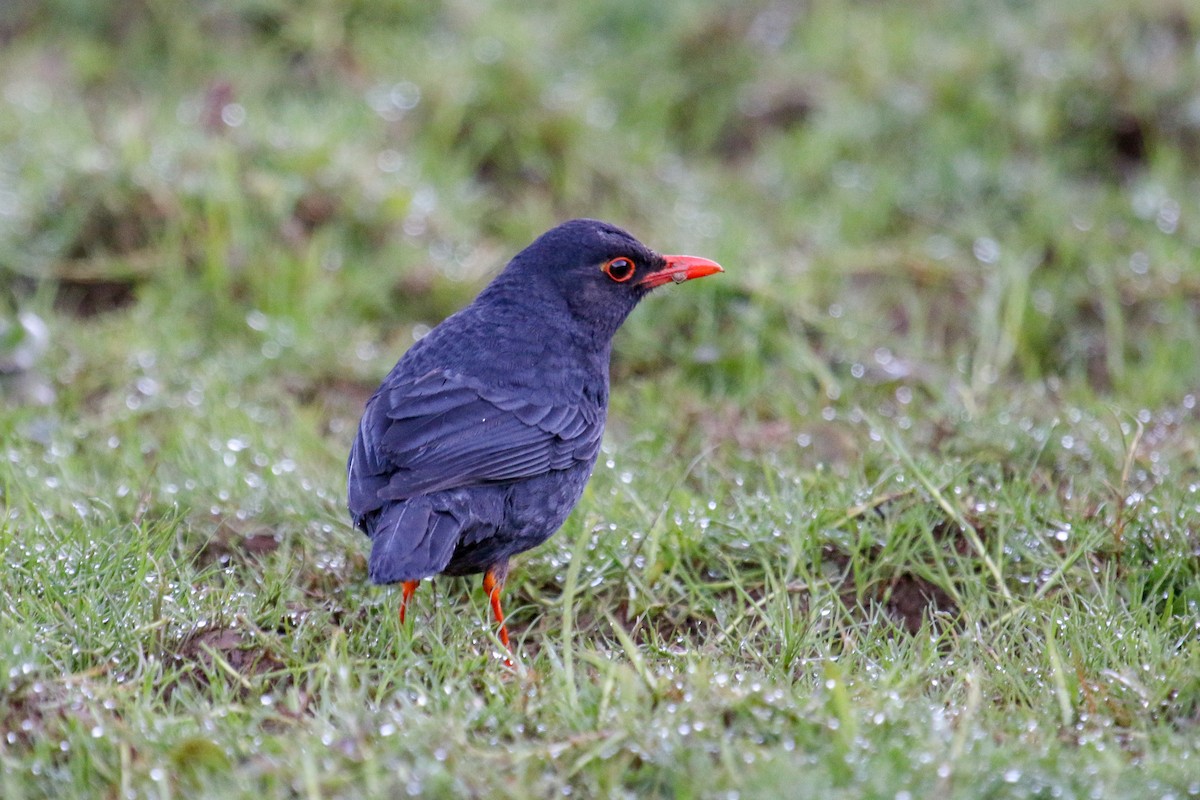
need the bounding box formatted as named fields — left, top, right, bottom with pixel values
left=603, top=257, right=636, bottom=283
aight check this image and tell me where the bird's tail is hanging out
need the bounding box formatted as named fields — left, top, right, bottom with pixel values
left=367, top=497, right=462, bottom=584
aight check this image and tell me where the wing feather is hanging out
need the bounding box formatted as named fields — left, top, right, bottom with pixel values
left=347, top=370, right=604, bottom=518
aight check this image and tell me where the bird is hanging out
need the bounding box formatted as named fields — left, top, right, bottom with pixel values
left=347, top=219, right=722, bottom=659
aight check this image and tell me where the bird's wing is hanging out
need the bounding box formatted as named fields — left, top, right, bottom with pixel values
left=348, top=369, right=603, bottom=513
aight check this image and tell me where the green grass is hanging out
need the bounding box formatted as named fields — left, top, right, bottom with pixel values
left=2, top=0, right=1200, bottom=797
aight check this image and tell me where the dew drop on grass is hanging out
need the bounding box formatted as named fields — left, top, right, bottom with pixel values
left=973, top=237, right=1000, bottom=264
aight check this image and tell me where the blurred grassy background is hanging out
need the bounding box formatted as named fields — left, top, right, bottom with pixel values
left=2, top=1, right=1199, bottom=797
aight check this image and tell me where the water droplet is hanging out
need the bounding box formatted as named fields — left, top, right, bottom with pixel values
left=973, top=237, right=1000, bottom=264
left=220, top=103, right=246, bottom=127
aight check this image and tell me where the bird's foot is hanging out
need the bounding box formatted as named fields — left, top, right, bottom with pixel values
left=398, top=579, right=419, bottom=624
left=482, top=564, right=513, bottom=667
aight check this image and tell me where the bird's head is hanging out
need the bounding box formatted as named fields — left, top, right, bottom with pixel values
left=493, top=219, right=723, bottom=342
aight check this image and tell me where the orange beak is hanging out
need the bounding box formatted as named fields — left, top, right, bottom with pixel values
left=638, top=254, right=724, bottom=289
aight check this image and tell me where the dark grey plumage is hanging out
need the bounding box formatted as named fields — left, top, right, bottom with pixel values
left=346, top=218, right=722, bottom=649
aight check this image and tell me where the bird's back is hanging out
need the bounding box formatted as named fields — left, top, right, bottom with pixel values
left=347, top=285, right=609, bottom=583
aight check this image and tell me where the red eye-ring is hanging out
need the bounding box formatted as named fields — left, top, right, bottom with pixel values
left=603, top=257, right=636, bottom=282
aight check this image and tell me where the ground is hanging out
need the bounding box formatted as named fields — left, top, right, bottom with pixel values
left=1, top=1, right=1198, bottom=797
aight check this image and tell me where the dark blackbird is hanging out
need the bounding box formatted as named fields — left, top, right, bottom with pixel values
left=347, top=219, right=722, bottom=654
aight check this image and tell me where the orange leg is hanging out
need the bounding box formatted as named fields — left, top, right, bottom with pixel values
left=482, top=563, right=512, bottom=663
left=399, top=579, right=419, bottom=624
